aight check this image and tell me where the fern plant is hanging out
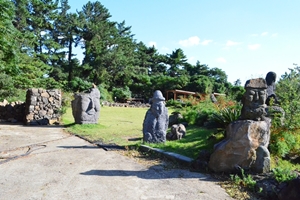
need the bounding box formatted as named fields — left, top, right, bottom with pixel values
left=211, top=107, right=241, bottom=129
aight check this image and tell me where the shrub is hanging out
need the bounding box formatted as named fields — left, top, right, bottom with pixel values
left=210, top=107, right=241, bottom=129
left=230, top=169, right=257, bottom=191
left=276, top=66, right=300, bottom=129
left=271, top=167, right=298, bottom=183
left=112, top=86, right=131, bottom=102
left=269, top=128, right=299, bottom=157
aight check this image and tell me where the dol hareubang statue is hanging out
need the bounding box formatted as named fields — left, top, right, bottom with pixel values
left=209, top=78, right=271, bottom=173
left=71, top=84, right=101, bottom=124
left=143, top=90, right=169, bottom=143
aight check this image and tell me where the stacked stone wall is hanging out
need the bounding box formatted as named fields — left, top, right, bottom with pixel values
left=0, top=100, right=26, bottom=122
left=25, top=88, right=62, bottom=125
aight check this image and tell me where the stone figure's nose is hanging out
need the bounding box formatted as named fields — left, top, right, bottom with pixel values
left=254, top=92, right=259, bottom=101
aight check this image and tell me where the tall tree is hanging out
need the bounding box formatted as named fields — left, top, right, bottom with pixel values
left=78, top=1, right=117, bottom=85
left=0, top=0, right=19, bottom=72
left=166, top=48, right=188, bottom=77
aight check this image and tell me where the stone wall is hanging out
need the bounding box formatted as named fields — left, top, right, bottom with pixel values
left=25, top=88, right=62, bottom=125
left=0, top=100, right=26, bottom=122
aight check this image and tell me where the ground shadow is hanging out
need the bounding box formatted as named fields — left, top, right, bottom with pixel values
left=57, top=145, right=100, bottom=149
left=80, top=165, right=217, bottom=181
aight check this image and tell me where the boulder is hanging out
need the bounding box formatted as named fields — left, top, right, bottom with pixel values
left=208, top=119, right=271, bottom=173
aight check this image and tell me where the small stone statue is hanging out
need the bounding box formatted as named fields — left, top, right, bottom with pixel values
left=240, top=78, right=267, bottom=121
left=265, top=71, right=279, bottom=105
left=142, top=90, right=169, bottom=143
left=71, top=84, right=101, bottom=124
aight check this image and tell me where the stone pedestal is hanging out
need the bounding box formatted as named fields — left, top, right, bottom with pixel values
left=208, top=120, right=271, bottom=173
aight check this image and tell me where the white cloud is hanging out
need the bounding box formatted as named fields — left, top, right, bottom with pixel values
left=161, top=46, right=169, bottom=51
left=261, top=32, right=268, bottom=36
left=148, top=41, right=157, bottom=47
left=188, top=56, right=196, bottom=63
left=226, top=40, right=241, bottom=46
left=201, top=40, right=213, bottom=45
left=178, top=36, right=200, bottom=47
left=248, top=44, right=261, bottom=50
left=216, top=57, right=227, bottom=63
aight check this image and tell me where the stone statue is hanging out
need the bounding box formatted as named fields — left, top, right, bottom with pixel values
left=240, top=78, right=268, bottom=121
left=71, top=84, right=101, bottom=124
left=143, top=90, right=169, bottom=143
left=265, top=71, right=279, bottom=105
left=208, top=78, right=271, bottom=173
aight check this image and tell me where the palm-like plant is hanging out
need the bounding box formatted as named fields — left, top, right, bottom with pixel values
left=211, top=107, right=241, bottom=129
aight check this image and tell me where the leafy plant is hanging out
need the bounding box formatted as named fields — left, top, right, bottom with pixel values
left=112, top=86, right=132, bottom=102
left=271, top=167, right=298, bottom=183
left=210, top=107, right=241, bottom=129
left=230, top=169, right=257, bottom=191
left=276, top=66, right=300, bottom=129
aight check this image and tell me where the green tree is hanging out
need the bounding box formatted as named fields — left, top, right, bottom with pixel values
left=276, top=66, right=300, bottom=129
left=166, top=48, right=188, bottom=77
left=0, top=0, right=19, bottom=72
left=78, top=1, right=117, bottom=85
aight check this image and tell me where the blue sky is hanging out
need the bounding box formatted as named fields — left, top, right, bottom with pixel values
left=68, top=0, right=300, bottom=84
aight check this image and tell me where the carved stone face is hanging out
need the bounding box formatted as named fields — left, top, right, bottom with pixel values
left=244, top=88, right=266, bottom=107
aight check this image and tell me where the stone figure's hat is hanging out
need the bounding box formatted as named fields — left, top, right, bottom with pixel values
left=244, top=78, right=267, bottom=89
left=152, top=90, right=165, bottom=101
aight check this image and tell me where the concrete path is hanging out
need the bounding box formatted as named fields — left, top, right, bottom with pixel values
left=0, top=124, right=233, bottom=200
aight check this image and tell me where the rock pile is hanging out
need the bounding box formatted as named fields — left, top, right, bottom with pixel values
left=0, top=100, right=25, bottom=122
left=25, top=88, right=62, bottom=125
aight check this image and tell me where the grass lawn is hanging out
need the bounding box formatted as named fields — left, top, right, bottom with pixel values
left=62, top=106, right=220, bottom=159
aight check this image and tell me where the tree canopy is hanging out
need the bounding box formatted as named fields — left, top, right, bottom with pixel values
left=1, top=0, right=242, bottom=101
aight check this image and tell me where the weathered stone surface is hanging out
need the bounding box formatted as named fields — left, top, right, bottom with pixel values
left=265, top=71, right=280, bottom=105
left=143, top=90, right=169, bottom=143
left=166, top=123, right=186, bottom=140
left=278, top=177, right=300, bottom=200
left=0, top=100, right=25, bottom=122
left=252, top=146, right=270, bottom=173
left=168, top=112, right=183, bottom=126
left=208, top=119, right=271, bottom=173
left=240, top=78, right=268, bottom=121
left=71, top=85, right=101, bottom=124
left=25, top=88, right=61, bottom=125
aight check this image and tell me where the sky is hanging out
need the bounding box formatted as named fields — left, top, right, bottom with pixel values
left=68, top=0, right=300, bottom=84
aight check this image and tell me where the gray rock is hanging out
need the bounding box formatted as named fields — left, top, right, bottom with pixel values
left=208, top=119, right=271, bottom=173
left=166, top=123, right=186, bottom=140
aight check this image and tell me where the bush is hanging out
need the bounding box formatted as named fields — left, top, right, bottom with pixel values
left=210, top=107, right=241, bottom=129
left=276, top=66, right=300, bottom=129
left=175, top=98, right=216, bottom=126
left=271, top=167, right=298, bottom=183
left=112, top=86, right=131, bottom=102
left=269, top=128, right=299, bottom=157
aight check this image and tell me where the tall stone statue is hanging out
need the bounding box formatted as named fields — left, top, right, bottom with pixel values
left=143, top=90, right=169, bottom=143
left=71, top=84, right=101, bottom=124
left=209, top=78, right=271, bottom=173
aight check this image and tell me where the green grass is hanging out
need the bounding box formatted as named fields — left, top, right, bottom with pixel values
left=62, top=106, right=219, bottom=159
left=148, top=126, right=223, bottom=159
left=62, top=106, right=148, bottom=146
